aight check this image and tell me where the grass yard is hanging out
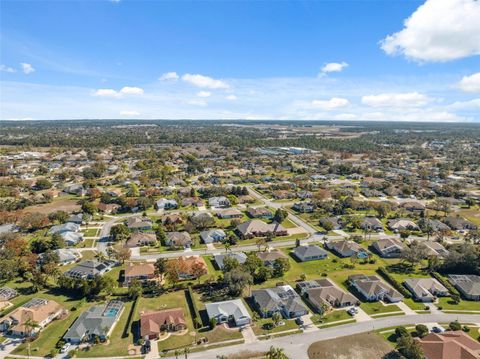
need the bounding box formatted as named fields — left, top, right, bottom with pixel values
left=281, top=218, right=297, bottom=229
left=403, top=298, right=430, bottom=311
left=252, top=318, right=299, bottom=336
left=360, top=302, right=401, bottom=315
left=82, top=228, right=99, bottom=237
left=75, top=238, right=95, bottom=248
left=438, top=297, right=480, bottom=311
left=312, top=309, right=352, bottom=325
left=77, top=300, right=135, bottom=358
left=308, top=332, right=394, bottom=359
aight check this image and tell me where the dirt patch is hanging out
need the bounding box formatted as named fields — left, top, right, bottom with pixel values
left=308, top=333, right=396, bottom=359
left=23, top=198, right=81, bottom=214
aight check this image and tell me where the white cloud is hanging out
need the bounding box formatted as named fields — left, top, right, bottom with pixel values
left=381, top=0, right=480, bottom=62
left=311, top=97, right=350, bottom=110
left=362, top=92, right=429, bottom=107
left=448, top=98, right=480, bottom=110
left=457, top=72, right=480, bottom=93
left=182, top=73, right=229, bottom=89
left=120, top=110, right=140, bottom=116
left=320, top=62, right=348, bottom=74
left=187, top=99, right=208, bottom=107
left=119, top=86, right=144, bottom=95
left=226, top=94, right=237, bottom=101
left=197, top=91, right=211, bottom=98
left=396, top=110, right=467, bottom=122
left=93, top=86, right=144, bottom=98
left=159, top=72, right=179, bottom=81
left=20, top=63, right=35, bottom=74
left=0, top=65, right=16, bottom=73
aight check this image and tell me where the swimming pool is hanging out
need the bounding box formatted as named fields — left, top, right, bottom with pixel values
left=104, top=308, right=119, bottom=317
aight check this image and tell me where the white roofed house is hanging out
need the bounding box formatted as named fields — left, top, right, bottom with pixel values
left=372, top=238, right=406, bottom=258
left=387, top=219, right=419, bottom=233
left=155, top=198, right=178, bottom=210
left=200, top=229, right=226, bottom=244
left=165, top=231, right=192, bottom=248
left=404, top=278, right=449, bottom=302
left=205, top=299, right=251, bottom=327
left=420, top=241, right=450, bottom=257
left=49, top=222, right=80, bottom=235
left=348, top=274, right=403, bottom=303
left=61, top=231, right=84, bottom=246
left=208, top=196, right=231, bottom=208
left=292, top=244, right=328, bottom=262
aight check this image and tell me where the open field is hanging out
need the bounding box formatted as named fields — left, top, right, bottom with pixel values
left=23, top=197, right=81, bottom=214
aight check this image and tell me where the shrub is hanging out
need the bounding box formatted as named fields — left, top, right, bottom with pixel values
left=449, top=321, right=462, bottom=331
left=377, top=267, right=411, bottom=299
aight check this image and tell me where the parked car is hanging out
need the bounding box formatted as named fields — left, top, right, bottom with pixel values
left=432, top=326, right=444, bottom=333
left=295, top=317, right=304, bottom=325
left=60, top=343, right=71, bottom=353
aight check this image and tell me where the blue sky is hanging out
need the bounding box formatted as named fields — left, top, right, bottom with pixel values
left=1, top=0, right=479, bottom=121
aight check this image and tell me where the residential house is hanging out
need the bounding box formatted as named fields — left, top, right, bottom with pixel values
left=319, top=217, right=343, bottom=230
left=326, top=240, right=369, bottom=258
left=292, top=202, right=315, bottom=213
left=47, top=248, right=81, bottom=265
left=97, top=203, right=120, bottom=214
left=297, top=279, right=358, bottom=313
left=213, top=252, right=248, bottom=270
left=0, top=298, right=64, bottom=337
left=448, top=275, right=480, bottom=301
left=181, top=197, right=203, bottom=207
left=140, top=308, right=187, bottom=339
left=68, top=213, right=85, bottom=224
left=360, top=217, right=384, bottom=232
left=126, top=217, right=153, bottom=231
left=170, top=256, right=207, bottom=280
left=292, top=244, right=328, bottom=262
left=444, top=216, right=478, bottom=231
left=404, top=278, right=449, bottom=302
left=252, top=285, right=308, bottom=319
left=49, top=222, right=80, bottom=235
left=372, top=238, right=405, bottom=258
left=61, top=231, right=85, bottom=246
left=0, top=287, right=17, bottom=302
left=63, top=301, right=124, bottom=343
left=165, top=232, right=192, bottom=248
left=236, top=220, right=287, bottom=239
left=421, top=241, right=449, bottom=257
left=205, top=299, right=251, bottom=327
left=348, top=274, right=403, bottom=302
left=216, top=208, right=243, bottom=219
left=388, top=218, right=419, bottom=232
left=161, top=213, right=183, bottom=225
left=200, top=229, right=226, bottom=244
left=401, top=201, right=425, bottom=213
left=155, top=198, right=178, bottom=210
left=417, top=331, right=480, bottom=359
left=124, top=263, right=156, bottom=285
left=64, top=260, right=116, bottom=279
left=246, top=207, right=273, bottom=219
left=257, top=249, right=287, bottom=267
left=208, top=196, right=231, bottom=208
left=126, top=232, right=157, bottom=248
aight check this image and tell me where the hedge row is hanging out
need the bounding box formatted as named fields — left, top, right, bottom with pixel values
left=186, top=286, right=202, bottom=329
left=377, top=267, right=412, bottom=299
left=122, top=297, right=138, bottom=338
left=431, top=272, right=460, bottom=296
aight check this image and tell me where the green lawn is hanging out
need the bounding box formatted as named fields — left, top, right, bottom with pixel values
left=75, top=238, right=95, bottom=248
left=281, top=218, right=297, bottom=229
left=403, top=298, right=430, bottom=311
left=438, top=297, right=480, bottom=311
left=361, top=302, right=401, bottom=315
left=252, top=318, right=300, bottom=336
left=77, top=300, right=135, bottom=357
left=312, top=309, right=352, bottom=325
left=82, top=228, right=99, bottom=237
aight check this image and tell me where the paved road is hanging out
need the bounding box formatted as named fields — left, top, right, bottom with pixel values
left=96, top=213, right=139, bottom=255
left=184, top=313, right=480, bottom=359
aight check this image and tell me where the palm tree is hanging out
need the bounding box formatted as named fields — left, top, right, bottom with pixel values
left=183, top=346, right=190, bottom=359
left=174, top=349, right=181, bottom=359
left=266, top=346, right=288, bottom=359
left=24, top=318, right=39, bottom=359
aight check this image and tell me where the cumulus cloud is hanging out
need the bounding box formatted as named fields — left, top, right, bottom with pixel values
left=120, top=110, right=140, bottom=116
left=361, top=92, right=429, bottom=107
left=159, top=72, right=179, bottom=81
left=226, top=94, right=237, bottom=101
left=311, top=97, right=350, bottom=110
left=320, top=62, right=349, bottom=74
left=21, top=63, right=35, bottom=74
left=197, top=91, right=211, bottom=98
left=0, top=65, right=16, bottom=73
left=448, top=98, right=480, bottom=110
left=93, top=86, right=144, bottom=98
left=380, top=0, right=480, bottom=62
left=457, top=72, right=480, bottom=93
left=182, top=73, right=229, bottom=89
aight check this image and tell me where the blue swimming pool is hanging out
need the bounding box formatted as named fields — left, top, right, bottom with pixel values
left=104, top=308, right=119, bottom=317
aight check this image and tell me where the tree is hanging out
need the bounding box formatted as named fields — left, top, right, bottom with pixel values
left=401, top=241, right=427, bottom=267
left=396, top=333, right=425, bottom=359
left=415, top=324, right=429, bottom=338
left=221, top=256, right=239, bottom=273
left=222, top=268, right=253, bottom=296
left=18, top=212, right=49, bottom=232
left=271, top=312, right=282, bottom=327
left=183, top=346, right=190, bottom=359
left=81, top=201, right=97, bottom=216
left=256, top=237, right=267, bottom=251
left=128, top=279, right=142, bottom=299
left=48, top=210, right=69, bottom=224
left=155, top=224, right=166, bottom=243
left=265, top=346, right=288, bottom=359
left=191, top=261, right=207, bottom=283
left=154, top=258, right=168, bottom=282
left=115, top=247, right=131, bottom=263
left=449, top=321, right=462, bottom=331
left=273, top=209, right=288, bottom=223
left=35, top=178, right=52, bottom=190
left=273, top=257, right=290, bottom=278
left=110, top=224, right=130, bottom=242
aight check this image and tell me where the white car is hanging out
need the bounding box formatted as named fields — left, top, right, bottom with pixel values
left=60, top=343, right=71, bottom=353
